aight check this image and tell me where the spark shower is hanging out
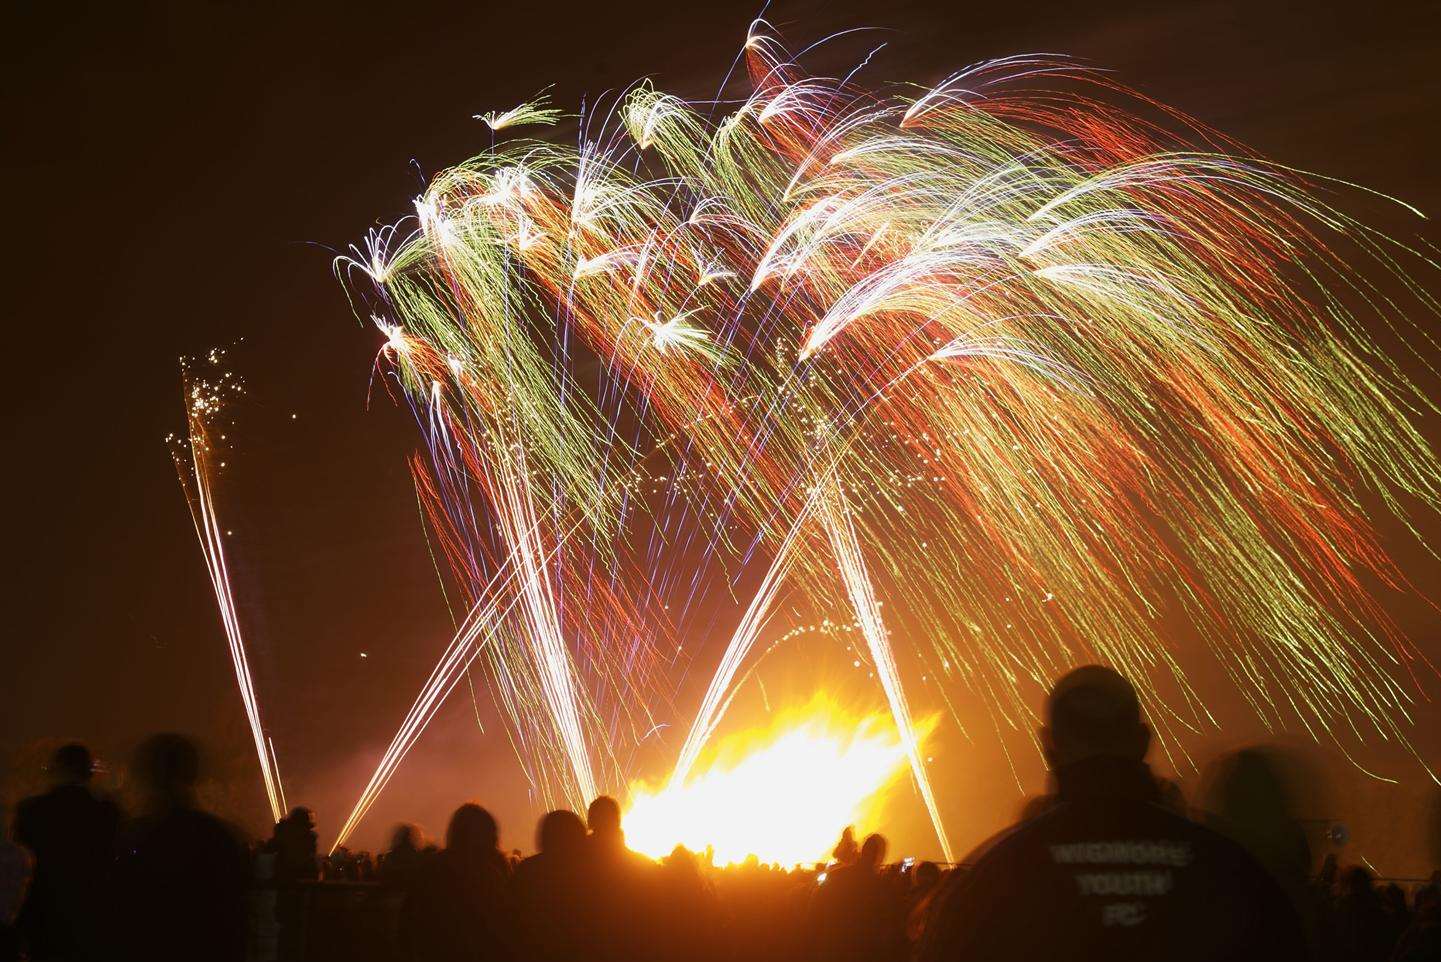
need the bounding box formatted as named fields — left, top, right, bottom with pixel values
left=180, top=21, right=1441, bottom=864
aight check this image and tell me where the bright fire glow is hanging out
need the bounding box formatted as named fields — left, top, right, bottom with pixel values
left=624, top=698, right=932, bottom=866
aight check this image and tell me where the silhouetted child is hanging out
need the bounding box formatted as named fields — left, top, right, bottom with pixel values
left=110, top=734, right=248, bottom=962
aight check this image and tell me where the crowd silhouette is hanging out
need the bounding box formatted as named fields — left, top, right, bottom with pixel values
left=3, top=667, right=1440, bottom=961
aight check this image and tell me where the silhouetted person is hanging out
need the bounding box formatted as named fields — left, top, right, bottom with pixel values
left=918, top=665, right=1307, bottom=962
left=271, top=806, right=318, bottom=883
left=658, top=845, right=722, bottom=961
left=512, top=810, right=594, bottom=961
left=907, top=861, right=944, bottom=946
left=269, top=806, right=317, bottom=962
left=1332, top=865, right=1395, bottom=962
left=1199, top=748, right=1313, bottom=890
left=0, top=804, right=32, bottom=962
left=1393, top=882, right=1441, bottom=962
left=812, top=832, right=906, bottom=961
left=585, top=795, right=660, bottom=959
left=380, top=823, right=425, bottom=890
left=585, top=794, right=651, bottom=873
left=833, top=825, right=860, bottom=866
left=12, top=744, right=119, bottom=962
left=1384, top=882, right=1413, bottom=952
left=111, top=734, right=248, bottom=962
left=399, top=802, right=513, bottom=962
left=912, top=860, right=942, bottom=899
left=1198, top=745, right=1320, bottom=951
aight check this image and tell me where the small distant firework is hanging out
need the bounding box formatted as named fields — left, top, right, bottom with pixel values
left=476, top=91, right=562, bottom=132
left=330, top=24, right=1441, bottom=856
left=168, top=347, right=286, bottom=824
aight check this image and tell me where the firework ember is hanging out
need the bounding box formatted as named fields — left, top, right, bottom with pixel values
left=330, top=23, right=1441, bottom=854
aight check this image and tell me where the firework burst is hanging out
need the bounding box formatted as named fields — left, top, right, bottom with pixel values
left=331, top=25, right=1441, bottom=854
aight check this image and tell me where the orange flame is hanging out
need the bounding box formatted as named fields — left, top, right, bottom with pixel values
left=624, top=696, right=935, bottom=866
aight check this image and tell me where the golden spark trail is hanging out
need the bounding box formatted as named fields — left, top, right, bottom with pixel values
left=171, top=359, right=285, bottom=824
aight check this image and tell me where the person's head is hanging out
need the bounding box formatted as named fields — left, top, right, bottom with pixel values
left=131, top=733, right=200, bottom=811
left=50, top=743, right=94, bottom=786
left=445, top=803, right=498, bottom=856
left=288, top=806, right=315, bottom=830
left=1341, top=865, right=1375, bottom=898
left=1041, top=666, right=1149, bottom=770
left=1415, top=883, right=1439, bottom=918
left=537, top=809, right=587, bottom=857
left=859, top=833, right=887, bottom=868
left=666, top=844, right=700, bottom=877
left=587, top=795, right=623, bottom=839
left=389, top=823, right=422, bottom=852
left=914, top=860, right=941, bottom=891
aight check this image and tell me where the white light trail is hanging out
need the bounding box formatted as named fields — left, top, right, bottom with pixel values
left=820, top=479, right=954, bottom=862
left=175, top=408, right=285, bottom=825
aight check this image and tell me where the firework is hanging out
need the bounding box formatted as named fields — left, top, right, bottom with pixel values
left=169, top=349, right=286, bottom=824
left=332, top=24, right=1441, bottom=854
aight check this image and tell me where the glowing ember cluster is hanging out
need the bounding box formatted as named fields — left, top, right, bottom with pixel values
left=330, top=24, right=1441, bottom=854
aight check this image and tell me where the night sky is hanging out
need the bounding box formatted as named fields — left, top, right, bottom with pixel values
left=5, top=0, right=1441, bottom=868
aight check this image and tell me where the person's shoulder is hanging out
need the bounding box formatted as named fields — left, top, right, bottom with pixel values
left=963, top=804, right=1067, bottom=871
left=820, top=862, right=861, bottom=888
left=513, top=851, right=554, bottom=885
left=1120, top=802, right=1296, bottom=908
left=629, top=850, right=661, bottom=874
left=17, top=786, right=74, bottom=814
left=12, top=791, right=56, bottom=840
left=0, top=840, right=33, bottom=873
left=1167, top=808, right=1292, bottom=886
left=14, top=791, right=44, bottom=820
left=175, top=808, right=248, bottom=854
left=486, top=850, right=513, bottom=879
left=1148, top=802, right=1257, bottom=857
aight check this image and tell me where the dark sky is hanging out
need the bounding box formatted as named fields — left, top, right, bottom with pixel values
left=5, top=0, right=1441, bottom=866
